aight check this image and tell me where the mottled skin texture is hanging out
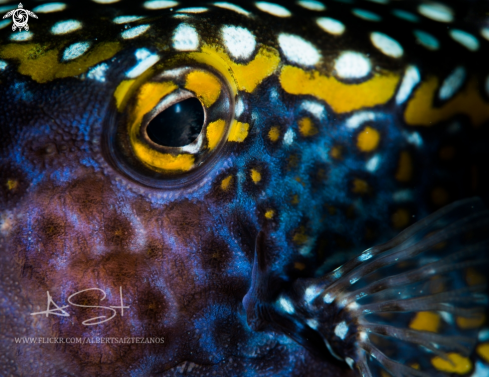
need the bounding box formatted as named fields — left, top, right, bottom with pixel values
left=1, top=0, right=489, bottom=376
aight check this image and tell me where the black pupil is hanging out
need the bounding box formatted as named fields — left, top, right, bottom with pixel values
left=146, top=98, right=204, bottom=147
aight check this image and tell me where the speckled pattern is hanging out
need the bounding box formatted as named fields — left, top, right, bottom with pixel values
left=1, top=0, right=489, bottom=376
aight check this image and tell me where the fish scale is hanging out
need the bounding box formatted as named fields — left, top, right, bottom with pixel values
left=0, top=0, right=489, bottom=376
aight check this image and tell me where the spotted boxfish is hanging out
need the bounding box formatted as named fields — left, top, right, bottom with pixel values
left=1, top=0, right=489, bottom=376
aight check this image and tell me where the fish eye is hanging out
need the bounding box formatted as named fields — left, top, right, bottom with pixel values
left=145, top=97, right=205, bottom=148
left=104, top=66, right=234, bottom=189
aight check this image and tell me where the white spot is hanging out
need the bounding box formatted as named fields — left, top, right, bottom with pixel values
left=278, top=34, right=321, bottom=67
left=352, top=8, right=381, bottom=22
left=92, top=0, right=120, bottom=3
left=176, top=7, right=208, bottom=13
left=449, top=29, right=480, bottom=51
left=306, top=319, right=319, bottom=330
left=297, top=0, right=325, bottom=11
left=121, top=24, right=151, bottom=39
left=324, top=293, right=334, bottom=303
left=316, top=17, right=345, bottom=35
left=479, top=328, right=489, bottom=342
left=358, top=249, right=373, bottom=262
left=283, top=128, right=295, bottom=145
left=345, top=357, right=355, bottom=369
left=413, top=29, right=440, bottom=50
left=365, top=154, right=380, bottom=172
left=370, top=32, right=403, bottom=58
left=0, top=60, right=7, bottom=71
left=334, top=51, right=371, bottom=79
left=51, top=20, right=82, bottom=35
left=392, top=9, right=419, bottom=22
left=0, top=211, right=14, bottom=236
left=63, top=42, right=91, bottom=61
left=87, top=63, right=109, bottom=82
left=279, top=297, right=295, bottom=314
left=418, top=2, right=453, bottom=23
left=235, top=98, right=244, bottom=117
left=439, top=311, right=454, bottom=324
left=304, top=285, right=321, bottom=303
left=32, top=2, right=66, bottom=13
left=301, top=100, right=325, bottom=119
left=474, top=361, right=489, bottom=377
left=349, top=277, right=360, bottom=285
left=173, top=23, right=199, bottom=51
left=404, top=131, right=423, bottom=147
left=144, top=0, right=178, bottom=10
left=113, top=15, right=144, bottom=24
left=345, top=111, right=379, bottom=129
left=255, top=2, right=291, bottom=17
left=481, top=27, right=489, bottom=42
left=334, top=321, right=349, bottom=340
left=348, top=302, right=359, bottom=310
left=213, top=2, right=250, bottom=16
left=393, top=189, right=413, bottom=202
left=359, top=331, right=368, bottom=341
left=0, top=19, right=11, bottom=29
left=126, top=48, right=160, bottom=78
left=10, top=31, right=34, bottom=42
left=439, top=66, right=466, bottom=101
left=221, top=25, right=256, bottom=60
left=396, top=65, right=421, bottom=104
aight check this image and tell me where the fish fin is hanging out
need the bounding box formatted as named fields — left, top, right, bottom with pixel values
left=275, top=198, right=488, bottom=376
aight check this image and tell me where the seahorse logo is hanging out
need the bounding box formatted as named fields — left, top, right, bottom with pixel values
left=2, top=3, right=38, bottom=32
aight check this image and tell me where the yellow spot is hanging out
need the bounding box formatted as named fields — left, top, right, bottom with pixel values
left=294, top=262, right=306, bottom=271
left=298, top=117, right=318, bottom=137
left=431, top=187, right=449, bottom=206
left=114, top=79, right=135, bottom=110
left=185, top=70, right=221, bottom=107
left=477, top=343, right=489, bottom=363
left=206, top=119, right=225, bottom=150
left=6, top=179, right=18, bottom=190
left=293, top=227, right=308, bottom=244
left=395, top=151, right=413, bottom=182
left=456, top=314, right=486, bottom=329
left=265, top=209, right=275, bottom=219
left=291, top=195, right=300, bottom=205
left=410, top=311, right=440, bottom=332
left=330, top=145, right=343, bottom=160
left=410, top=363, right=420, bottom=370
left=279, top=65, right=400, bottom=114
left=380, top=371, right=391, bottom=377
left=466, top=267, right=486, bottom=286
left=0, top=42, right=121, bottom=83
left=221, top=175, right=233, bottom=190
left=405, top=76, right=489, bottom=127
left=352, top=178, right=369, bottom=194
left=250, top=169, right=261, bottom=183
left=228, top=121, right=249, bottom=142
left=187, top=45, right=280, bottom=94
left=431, top=353, right=471, bottom=374
left=392, top=208, right=410, bottom=229
left=357, top=126, right=380, bottom=152
left=268, top=126, right=280, bottom=142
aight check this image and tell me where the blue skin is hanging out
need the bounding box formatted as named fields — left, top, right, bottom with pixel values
left=1, top=1, right=488, bottom=376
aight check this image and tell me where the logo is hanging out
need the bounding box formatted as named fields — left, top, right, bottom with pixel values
left=3, top=3, right=38, bottom=32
